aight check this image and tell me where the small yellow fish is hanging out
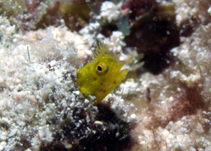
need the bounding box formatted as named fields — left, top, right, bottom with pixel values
left=77, top=44, right=128, bottom=103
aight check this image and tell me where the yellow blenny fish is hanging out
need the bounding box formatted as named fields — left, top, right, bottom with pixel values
left=77, top=44, right=128, bottom=103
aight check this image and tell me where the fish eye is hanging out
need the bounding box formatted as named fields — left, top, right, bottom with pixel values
left=97, top=65, right=103, bottom=71
left=96, top=62, right=108, bottom=76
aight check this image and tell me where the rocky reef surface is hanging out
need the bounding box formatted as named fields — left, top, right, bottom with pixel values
left=0, top=0, right=211, bottom=150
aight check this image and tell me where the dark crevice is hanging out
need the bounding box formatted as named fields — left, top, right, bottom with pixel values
left=124, top=3, right=180, bottom=75
left=40, top=104, right=133, bottom=151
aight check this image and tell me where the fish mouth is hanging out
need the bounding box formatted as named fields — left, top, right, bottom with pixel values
left=105, top=68, right=129, bottom=90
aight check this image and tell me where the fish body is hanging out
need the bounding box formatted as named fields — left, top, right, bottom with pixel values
left=77, top=44, right=128, bottom=103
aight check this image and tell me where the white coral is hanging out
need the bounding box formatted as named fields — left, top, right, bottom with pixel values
left=100, top=1, right=120, bottom=23
left=104, top=31, right=125, bottom=53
